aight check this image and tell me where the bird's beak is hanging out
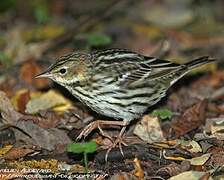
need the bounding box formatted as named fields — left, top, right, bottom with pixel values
left=35, top=71, right=52, bottom=79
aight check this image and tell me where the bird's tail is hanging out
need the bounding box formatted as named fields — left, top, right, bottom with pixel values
left=185, top=56, right=216, bottom=70
left=169, top=56, right=216, bottom=86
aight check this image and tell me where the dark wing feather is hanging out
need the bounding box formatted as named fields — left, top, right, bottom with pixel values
left=92, top=49, right=182, bottom=87
left=117, top=56, right=182, bottom=86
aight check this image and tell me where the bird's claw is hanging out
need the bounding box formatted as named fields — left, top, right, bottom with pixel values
left=105, top=134, right=127, bottom=162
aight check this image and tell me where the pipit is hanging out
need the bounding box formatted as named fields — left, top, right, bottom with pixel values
left=36, top=49, right=215, bottom=160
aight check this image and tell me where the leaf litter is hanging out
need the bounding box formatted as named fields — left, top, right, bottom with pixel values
left=0, top=1, right=224, bottom=179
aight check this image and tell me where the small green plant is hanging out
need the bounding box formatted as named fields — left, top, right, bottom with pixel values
left=67, top=141, right=97, bottom=173
left=30, top=0, right=50, bottom=24
left=0, top=51, right=12, bottom=68
left=151, top=109, right=173, bottom=120
left=84, top=32, right=112, bottom=47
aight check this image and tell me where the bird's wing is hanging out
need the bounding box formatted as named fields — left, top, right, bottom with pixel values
left=118, top=57, right=183, bottom=87
left=92, top=49, right=183, bottom=87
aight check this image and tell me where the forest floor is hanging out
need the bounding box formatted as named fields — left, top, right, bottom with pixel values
left=0, top=0, right=224, bottom=179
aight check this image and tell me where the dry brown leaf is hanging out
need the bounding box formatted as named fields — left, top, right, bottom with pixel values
left=37, top=110, right=61, bottom=129
left=20, top=110, right=62, bottom=129
left=133, top=158, right=144, bottom=180
left=0, top=90, right=23, bottom=125
left=0, top=90, right=71, bottom=151
left=3, top=146, right=35, bottom=160
left=157, top=163, right=182, bottom=177
left=208, top=152, right=224, bottom=167
left=171, top=100, right=207, bottom=137
left=14, top=120, right=71, bottom=152
left=134, top=115, right=166, bottom=143
left=19, top=61, right=50, bottom=89
left=11, top=89, right=30, bottom=113
left=191, top=70, right=224, bottom=88
left=205, top=117, right=224, bottom=140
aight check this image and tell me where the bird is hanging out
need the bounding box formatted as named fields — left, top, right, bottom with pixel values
left=36, top=49, right=215, bottom=160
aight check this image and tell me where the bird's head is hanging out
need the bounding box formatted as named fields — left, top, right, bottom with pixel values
left=36, top=53, right=92, bottom=86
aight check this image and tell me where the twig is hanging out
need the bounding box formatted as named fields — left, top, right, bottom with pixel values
left=43, top=0, right=129, bottom=54
left=95, top=144, right=168, bottom=164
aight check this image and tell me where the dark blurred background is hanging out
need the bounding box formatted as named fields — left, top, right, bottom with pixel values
left=0, top=0, right=223, bottom=94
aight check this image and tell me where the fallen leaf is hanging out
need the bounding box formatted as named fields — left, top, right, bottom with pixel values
left=177, top=140, right=202, bottom=153
left=134, top=115, right=166, bottom=143
left=14, top=120, right=71, bottom=152
left=19, top=61, right=50, bottom=89
left=25, top=90, right=72, bottom=114
left=143, top=2, right=194, bottom=28
left=208, top=152, right=224, bottom=167
left=3, top=146, right=35, bottom=160
left=205, top=117, right=224, bottom=140
left=37, top=110, right=61, bottom=128
left=133, top=158, right=144, bottom=180
left=156, top=163, right=183, bottom=177
left=11, top=89, right=30, bottom=113
left=0, top=145, right=13, bottom=157
left=191, top=70, right=224, bottom=88
left=0, top=91, right=71, bottom=151
left=205, top=117, right=224, bottom=135
left=0, top=90, right=22, bottom=125
left=171, top=100, right=207, bottom=137
left=169, top=171, right=207, bottom=180
left=21, top=110, right=62, bottom=129
left=188, top=153, right=211, bottom=166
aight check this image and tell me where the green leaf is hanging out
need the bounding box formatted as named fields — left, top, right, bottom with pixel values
left=151, top=109, right=173, bottom=120
left=83, top=141, right=97, bottom=153
left=67, top=141, right=97, bottom=154
left=85, top=33, right=112, bottom=47
left=29, top=0, right=50, bottom=24
left=0, top=51, right=12, bottom=67
left=34, top=5, right=50, bottom=24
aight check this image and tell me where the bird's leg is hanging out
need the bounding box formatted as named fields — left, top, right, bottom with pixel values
left=97, top=125, right=113, bottom=142
left=105, top=120, right=129, bottom=161
left=76, top=120, right=127, bottom=141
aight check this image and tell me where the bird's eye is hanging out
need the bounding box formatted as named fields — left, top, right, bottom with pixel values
left=59, top=68, right=67, bottom=75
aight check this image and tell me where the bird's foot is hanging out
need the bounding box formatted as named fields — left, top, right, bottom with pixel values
left=76, top=120, right=128, bottom=141
left=105, top=133, right=128, bottom=162
left=76, top=119, right=130, bottom=162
